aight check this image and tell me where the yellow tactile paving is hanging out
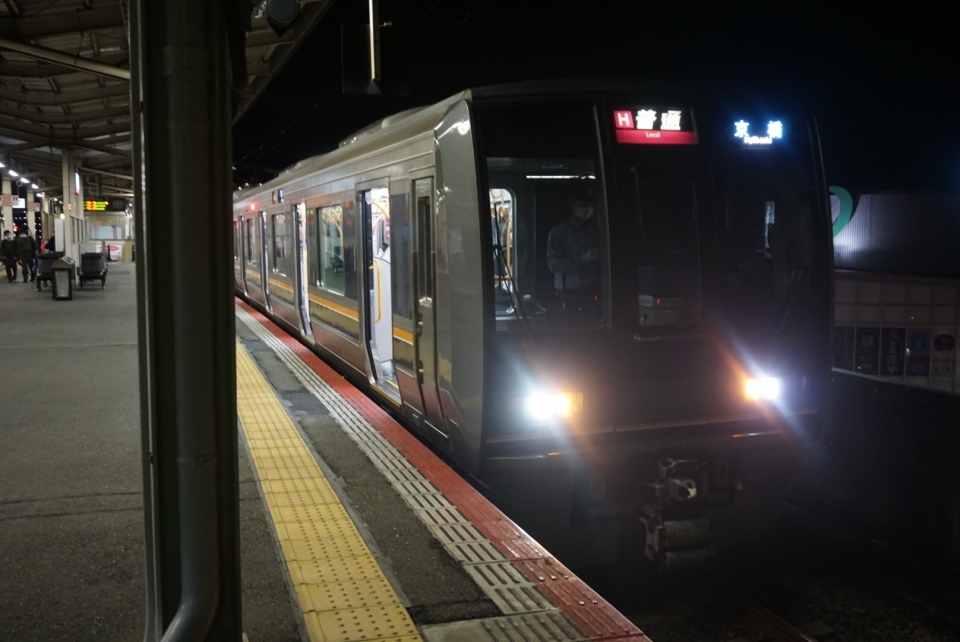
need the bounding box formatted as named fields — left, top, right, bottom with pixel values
left=236, top=342, right=421, bottom=642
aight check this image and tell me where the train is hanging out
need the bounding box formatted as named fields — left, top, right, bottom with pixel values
left=234, top=81, right=833, bottom=569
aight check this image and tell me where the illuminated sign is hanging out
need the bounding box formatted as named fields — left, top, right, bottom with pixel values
left=734, top=119, right=784, bottom=145
left=84, top=198, right=128, bottom=212
left=613, top=107, right=697, bottom=145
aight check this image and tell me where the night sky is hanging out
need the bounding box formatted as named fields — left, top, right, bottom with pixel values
left=233, top=1, right=959, bottom=193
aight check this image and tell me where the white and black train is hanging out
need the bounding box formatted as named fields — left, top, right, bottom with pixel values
left=234, top=82, right=833, bottom=569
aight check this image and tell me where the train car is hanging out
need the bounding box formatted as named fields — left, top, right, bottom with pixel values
left=234, top=81, right=833, bottom=569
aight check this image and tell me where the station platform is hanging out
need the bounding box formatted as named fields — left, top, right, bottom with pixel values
left=0, top=262, right=649, bottom=641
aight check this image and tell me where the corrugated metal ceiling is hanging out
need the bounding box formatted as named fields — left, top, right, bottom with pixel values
left=0, top=0, right=333, bottom=197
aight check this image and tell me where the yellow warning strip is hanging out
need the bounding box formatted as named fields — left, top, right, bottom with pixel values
left=236, top=342, right=421, bottom=642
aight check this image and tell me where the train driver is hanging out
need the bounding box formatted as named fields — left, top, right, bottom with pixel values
left=546, top=190, right=601, bottom=305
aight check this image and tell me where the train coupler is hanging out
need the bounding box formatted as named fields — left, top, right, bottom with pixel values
left=640, top=457, right=716, bottom=570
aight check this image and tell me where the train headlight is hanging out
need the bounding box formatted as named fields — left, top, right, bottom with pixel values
left=523, top=392, right=582, bottom=422
left=745, top=377, right=781, bottom=401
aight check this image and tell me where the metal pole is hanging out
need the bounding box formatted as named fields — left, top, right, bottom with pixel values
left=134, top=0, right=242, bottom=638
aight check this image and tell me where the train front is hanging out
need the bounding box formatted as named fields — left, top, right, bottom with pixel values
left=475, top=91, right=832, bottom=569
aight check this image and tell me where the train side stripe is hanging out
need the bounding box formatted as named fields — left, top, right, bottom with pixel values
left=236, top=299, right=649, bottom=642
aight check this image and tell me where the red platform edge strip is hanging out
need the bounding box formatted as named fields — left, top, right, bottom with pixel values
left=237, top=299, right=650, bottom=642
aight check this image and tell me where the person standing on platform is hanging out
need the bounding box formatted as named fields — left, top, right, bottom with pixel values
left=17, top=228, right=37, bottom=283
left=1, top=230, right=18, bottom=282
left=45, top=234, right=56, bottom=252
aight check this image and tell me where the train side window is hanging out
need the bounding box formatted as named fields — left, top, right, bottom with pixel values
left=245, top=218, right=259, bottom=267
left=272, top=213, right=290, bottom=276
left=233, top=220, right=239, bottom=260
left=306, top=208, right=320, bottom=285
left=320, top=205, right=344, bottom=294
left=416, top=190, right=434, bottom=298
left=490, top=188, right=516, bottom=315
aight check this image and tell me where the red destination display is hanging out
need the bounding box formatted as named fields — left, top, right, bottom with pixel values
left=613, top=108, right=697, bottom=145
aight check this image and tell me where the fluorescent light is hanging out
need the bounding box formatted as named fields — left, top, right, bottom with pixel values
left=525, top=175, right=596, bottom=180
left=8, top=169, right=18, bottom=177
left=19, top=177, right=28, bottom=183
left=30, top=184, right=37, bottom=189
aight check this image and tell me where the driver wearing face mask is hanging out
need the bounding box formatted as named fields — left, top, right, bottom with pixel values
left=546, top=190, right=601, bottom=296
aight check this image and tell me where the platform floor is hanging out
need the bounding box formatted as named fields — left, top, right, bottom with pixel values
left=0, top=263, right=648, bottom=641
left=0, top=265, right=299, bottom=641
left=235, top=301, right=649, bottom=642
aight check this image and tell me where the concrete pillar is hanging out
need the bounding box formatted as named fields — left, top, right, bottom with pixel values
left=26, top=189, right=36, bottom=244
left=60, top=148, right=83, bottom=262
left=1, top=176, right=11, bottom=233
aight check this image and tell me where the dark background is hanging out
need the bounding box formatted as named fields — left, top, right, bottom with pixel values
left=233, top=1, right=958, bottom=193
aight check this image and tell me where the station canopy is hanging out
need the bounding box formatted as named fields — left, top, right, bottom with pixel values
left=0, top=0, right=333, bottom=199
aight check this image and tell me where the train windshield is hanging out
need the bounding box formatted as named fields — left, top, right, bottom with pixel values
left=615, top=113, right=823, bottom=332
left=476, top=101, right=611, bottom=331
left=713, top=138, right=822, bottom=330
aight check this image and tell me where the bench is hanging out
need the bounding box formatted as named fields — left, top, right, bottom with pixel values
left=77, top=252, right=108, bottom=289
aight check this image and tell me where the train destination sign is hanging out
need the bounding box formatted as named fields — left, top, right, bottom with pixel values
left=734, top=119, right=784, bottom=146
left=613, top=107, right=697, bottom=145
left=84, top=198, right=128, bottom=212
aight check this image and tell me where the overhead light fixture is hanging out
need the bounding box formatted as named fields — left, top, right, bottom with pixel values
left=30, top=183, right=37, bottom=189
left=19, top=177, right=28, bottom=184
left=38, top=192, right=44, bottom=197
left=0, top=161, right=5, bottom=168
left=8, top=169, right=18, bottom=177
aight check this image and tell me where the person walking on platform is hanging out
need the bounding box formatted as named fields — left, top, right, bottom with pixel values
left=17, top=228, right=37, bottom=283
left=1, top=230, right=18, bottom=282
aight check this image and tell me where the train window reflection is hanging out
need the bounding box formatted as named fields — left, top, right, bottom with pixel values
left=320, top=205, right=344, bottom=294
left=271, top=213, right=290, bottom=276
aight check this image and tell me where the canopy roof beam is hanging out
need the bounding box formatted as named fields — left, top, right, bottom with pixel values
left=0, top=36, right=130, bottom=81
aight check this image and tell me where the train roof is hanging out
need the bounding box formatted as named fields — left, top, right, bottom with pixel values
left=233, top=79, right=784, bottom=207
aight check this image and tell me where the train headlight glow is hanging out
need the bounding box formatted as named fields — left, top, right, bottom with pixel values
left=523, top=392, right=581, bottom=422
left=745, top=378, right=781, bottom=401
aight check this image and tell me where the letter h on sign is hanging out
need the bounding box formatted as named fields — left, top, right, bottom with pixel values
left=614, top=111, right=634, bottom=129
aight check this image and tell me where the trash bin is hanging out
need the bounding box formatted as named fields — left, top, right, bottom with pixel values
left=52, top=256, right=76, bottom=301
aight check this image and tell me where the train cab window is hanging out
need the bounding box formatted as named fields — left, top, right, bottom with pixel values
left=477, top=102, right=610, bottom=331
left=245, top=217, right=259, bottom=267
left=320, top=205, right=345, bottom=294
left=271, top=213, right=290, bottom=276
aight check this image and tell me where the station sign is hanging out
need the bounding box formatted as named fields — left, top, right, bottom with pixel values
left=84, top=198, right=128, bottom=212
left=613, top=107, right=697, bottom=145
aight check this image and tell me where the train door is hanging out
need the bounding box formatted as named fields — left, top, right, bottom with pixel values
left=234, top=217, right=246, bottom=294
left=413, top=178, right=445, bottom=431
left=293, top=202, right=313, bottom=339
left=360, top=185, right=400, bottom=400
left=260, top=211, right=272, bottom=313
